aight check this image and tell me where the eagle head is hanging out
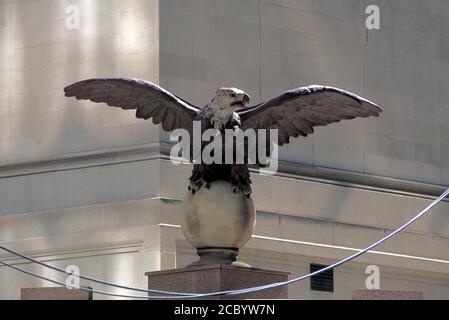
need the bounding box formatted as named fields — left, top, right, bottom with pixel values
left=213, top=87, right=250, bottom=109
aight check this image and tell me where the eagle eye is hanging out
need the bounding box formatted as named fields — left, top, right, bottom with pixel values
left=230, top=93, right=236, bottom=98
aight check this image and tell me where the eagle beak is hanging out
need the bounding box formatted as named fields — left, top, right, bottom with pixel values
left=242, top=93, right=250, bottom=106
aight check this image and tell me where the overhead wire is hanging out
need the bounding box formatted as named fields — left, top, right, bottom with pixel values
left=1, top=187, right=448, bottom=299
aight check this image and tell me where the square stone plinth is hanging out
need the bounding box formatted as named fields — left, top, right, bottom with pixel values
left=352, top=289, right=423, bottom=300
left=145, top=265, right=289, bottom=299
left=21, top=287, right=93, bottom=300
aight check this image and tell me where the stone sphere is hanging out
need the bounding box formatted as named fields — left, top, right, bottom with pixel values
left=181, top=180, right=256, bottom=249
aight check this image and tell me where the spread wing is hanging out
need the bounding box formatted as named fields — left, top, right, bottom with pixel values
left=64, top=77, right=201, bottom=132
left=238, top=85, right=382, bottom=146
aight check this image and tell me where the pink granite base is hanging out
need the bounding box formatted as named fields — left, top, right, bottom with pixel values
left=21, top=287, right=93, bottom=300
left=352, top=289, right=423, bottom=300
left=146, top=264, right=290, bottom=299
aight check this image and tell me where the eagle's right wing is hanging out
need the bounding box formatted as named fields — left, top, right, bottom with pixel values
left=64, top=78, right=201, bottom=132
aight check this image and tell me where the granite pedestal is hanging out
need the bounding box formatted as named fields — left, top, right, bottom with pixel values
left=145, top=264, right=289, bottom=299
left=21, top=287, right=93, bottom=300
left=352, top=289, right=423, bottom=300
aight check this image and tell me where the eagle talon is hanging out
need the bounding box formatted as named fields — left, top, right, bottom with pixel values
left=238, top=184, right=252, bottom=198
left=189, top=178, right=208, bottom=195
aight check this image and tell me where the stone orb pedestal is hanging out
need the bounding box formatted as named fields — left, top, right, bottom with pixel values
left=181, top=180, right=256, bottom=267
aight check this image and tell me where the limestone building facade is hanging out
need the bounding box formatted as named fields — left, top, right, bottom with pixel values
left=1, top=0, right=449, bottom=299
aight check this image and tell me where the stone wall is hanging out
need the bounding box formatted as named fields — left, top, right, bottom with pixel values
left=159, top=0, right=449, bottom=185
left=0, top=0, right=160, bottom=166
left=1, top=0, right=449, bottom=299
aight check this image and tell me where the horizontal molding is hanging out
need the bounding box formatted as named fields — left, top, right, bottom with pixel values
left=0, top=143, right=168, bottom=179
left=268, top=161, right=448, bottom=200
left=159, top=223, right=449, bottom=270
left=0, top=242, right=143, bottom=267
left=0, top=142, right=447, bottom=200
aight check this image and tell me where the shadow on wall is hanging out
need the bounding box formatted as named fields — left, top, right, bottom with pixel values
left=2, top=0, right=160, bottom=167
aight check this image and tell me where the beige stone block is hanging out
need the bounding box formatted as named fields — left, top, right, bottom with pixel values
left=389, top=118, right=414, bottom=140
left=160, top=251, right=177, bottom=270
left=65, top=13, right=121, bottom=43
left=192, top=35, right=259, bottom=70
left=0, top=113, right=10, bottom=141
left=48, top=207, right=104, bottom=236
left=264, top=0, right=341, bottom=17
left=382, top=229, right=449, bottom=261
left=109, top=0, right=155, bottom=12
left=279, top=215, right=333, bottom=244
left=160, top=1, right=214, bottom=38
left=0, top=4, right=13, bottom=30
left=252, top=211, right=280, bottom=238
left=332, top=222, right=387, bottom=251
left=9, top=112, right=40, bottom=139
left=414, top=162, right=441, bottom=185
left=12, top=20, right=67, bottom=49
left=11, top=43, right=67, bottom=71
left=102, top=198, right=162, bottom=229
left=64, top=167, right=102, bottom=206
left=8, top=0, right=65, bottom=27
left=0, top=73, right=10, bottom=96
left=119, top=6, right=159, bottom=33
left=9, top=137, right=47, bottom=162
left=161, top=52, right=206, bottom=82
left=0, top=96, right=8, bottom=115
left=118, top=52, right=159, bottom=79
left=279, top=137, right=314, bottom=164
left=84, top=103, right=142, bottom=128
left=314, top=149, right=364, bottom=172
left=0, top=50, right=11, bottom=73
left=161, top=25, right=194, bottom=56
left=366, top=133, right=415, bottom=161
left=98, top=159, right=160, bottom=203
left=0, top=141, right=10, bottom=164
left=205, top=62, right=259, bottom=90
left=159, top=75, right=211, bottom=107
left=61, top=0, right=121, bottom=16
left=214, top=0, right=259, bottom=23
left=121, top=29, right=159, bottom=56
left=0, top=28, right=13, bottom=56
left=65, top=37, right=115, bottom=65
left=415, top=141, right=440, bottom=165
left=215, top=15, right=259, bottom=46
left=10, top=68, right=46, bottom=94
left=159, top=160, right=192, bottom=199
left=316, top=120, right=364, bottom=153
left=364, top=154, right=417, bottom=182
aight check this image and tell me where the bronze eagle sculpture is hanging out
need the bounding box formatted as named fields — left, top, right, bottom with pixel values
left=64, top=78, right=382, bottom=196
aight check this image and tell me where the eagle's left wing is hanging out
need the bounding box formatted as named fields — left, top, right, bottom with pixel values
left=238, top=85, right=382, bottom=146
